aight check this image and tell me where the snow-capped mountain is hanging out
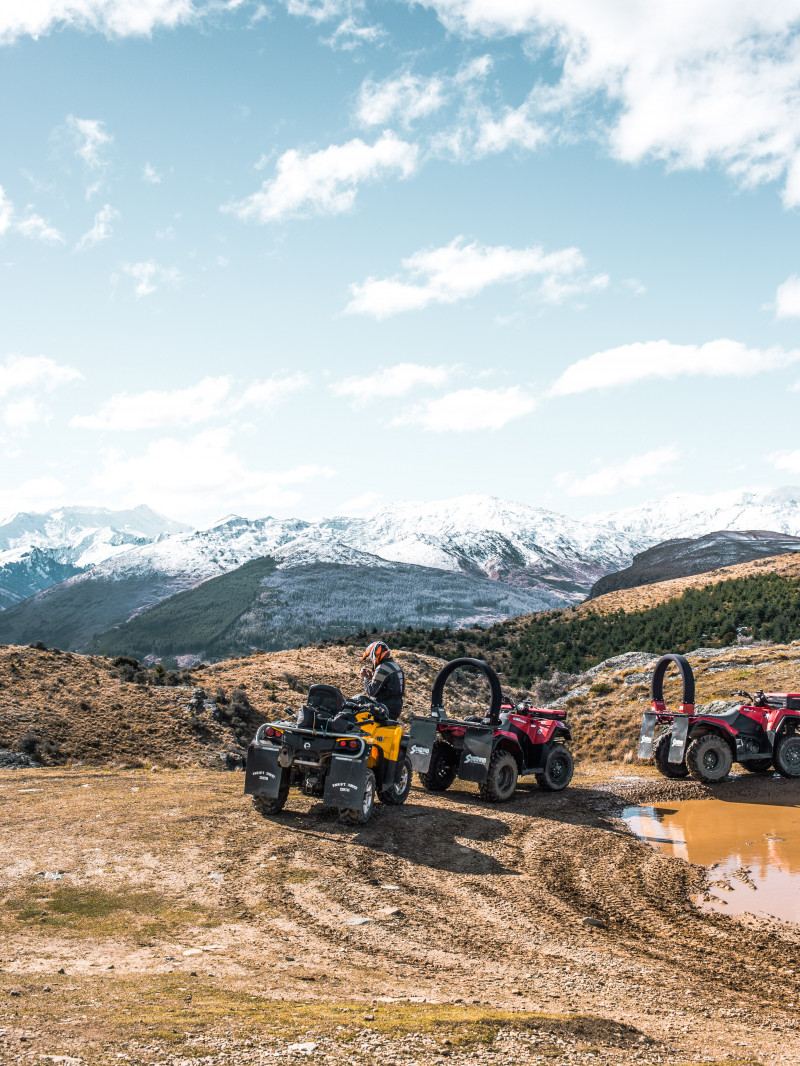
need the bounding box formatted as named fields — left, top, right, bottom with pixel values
left=590, top=487, right=800, bottom=546
left=0, top=505, right=189, bottom=609
left=4, top=486, right=800, bottom=655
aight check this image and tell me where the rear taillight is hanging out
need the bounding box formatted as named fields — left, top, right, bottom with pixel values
left=266, top=727, right=283, bottom=739
left=336, top=738, right=360, bottom=750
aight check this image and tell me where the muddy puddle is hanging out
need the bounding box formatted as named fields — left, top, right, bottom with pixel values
left=623, top=799, right=800, bottom=923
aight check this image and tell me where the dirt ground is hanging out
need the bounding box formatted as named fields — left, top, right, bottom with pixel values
left=1, top=763, right=798, bottom=1066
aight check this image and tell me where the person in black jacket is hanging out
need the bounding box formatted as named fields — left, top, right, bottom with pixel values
left=361, top=640, right=405, bottom=718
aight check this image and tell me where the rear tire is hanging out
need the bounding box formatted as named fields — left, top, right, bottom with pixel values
left=739, top=757, right=773, bottom=773
left=253, top=786, right=289, bottom=816
left=653, top=732, right=689, bottom=778
left=379, top=755, right=413, bottom=805
left=339, top=769, right=376, bottom=825
left=536, top=744, right=575, bottom=792
left=686, top=734, right=732, bottom=783
left=418, top=741, right=458, bottom=792
left=479, top=750, right=519, bottom=802
left=774, top=733, right=800, bottom=778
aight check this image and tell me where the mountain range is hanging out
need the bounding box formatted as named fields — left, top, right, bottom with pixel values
left=2, top=486, right=800, bottom=657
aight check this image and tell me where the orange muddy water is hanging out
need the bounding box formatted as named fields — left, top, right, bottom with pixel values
left=623, top=797, right=800, bottom=924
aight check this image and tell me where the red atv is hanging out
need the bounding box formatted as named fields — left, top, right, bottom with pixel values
left=639, top=652, right=800, bottom=782
left=408, top=657, right=574, bottom=802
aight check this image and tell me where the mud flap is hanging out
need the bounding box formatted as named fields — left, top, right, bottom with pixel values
left=323, top=755, right=368, bottom=810
left=244, top=744, right=283, bottom=797
left=458, top=727, right=493, bottom=783
left=408, top=718, right=438, bottom=773
left=638, top=711, right=658, bottom=760
left=668, top=714, right=689, bottom=762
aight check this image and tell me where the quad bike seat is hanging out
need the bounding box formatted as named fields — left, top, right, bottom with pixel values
left=296, top=684, right=359, bottom=732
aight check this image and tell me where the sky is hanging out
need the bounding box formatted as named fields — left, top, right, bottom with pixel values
left=3, top=1, right=800, bottom=528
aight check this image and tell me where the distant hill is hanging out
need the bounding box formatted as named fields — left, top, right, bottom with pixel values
left=357, top=552, right=800, bottom=685
left=588, top=530, right=800, bottom=598
left=87, top=553, right=562, bottom=663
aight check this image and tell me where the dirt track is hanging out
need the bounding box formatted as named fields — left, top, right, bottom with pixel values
left=1, top=764, right=799, bottom=1065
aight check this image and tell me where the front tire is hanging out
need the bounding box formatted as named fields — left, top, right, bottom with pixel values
left=479, top=750, right=518, bottom=802
left=653, top=732, right=689, bottom=778
left=686, top=734, right=732, bottom=783
left=379, top=755, right=413, bottom=805
left=418, top=741, right=458, bottom=792
left=774, top=733, right=800, bottom=778
left=536, top=743, right=575, bottom=792
left=339, top=769, right=377, bottom=825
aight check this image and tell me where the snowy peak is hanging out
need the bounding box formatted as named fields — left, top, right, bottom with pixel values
left=590, top=486, right=800, bottom=546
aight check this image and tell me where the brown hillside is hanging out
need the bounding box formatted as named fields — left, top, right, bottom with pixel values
left=578, top=549, right=800, bottom=615
left=4, top=637, right=800, bottom=768
left=0, top=644, right=444, bottom=769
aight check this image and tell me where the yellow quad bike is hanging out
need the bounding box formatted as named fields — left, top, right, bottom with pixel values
left=244, top=685, right=412, bottom=825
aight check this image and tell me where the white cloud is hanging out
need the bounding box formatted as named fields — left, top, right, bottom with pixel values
left=223, top=131, right=419, bottom=223
left=395, top=385, right=537, bottom=432
left=345, top=237, right=594, bottom=318
left=357, top=73, right=446, bottom=127
left=336, top=491, right=382, bottom=515
left=0, top=353, right=81, bottom=398
left=550, top=339, right=800, bottom=397
left=770, top=448, right=800, bottom=474
left=539, top=271, right=609, bottom=306
left=0, top=477, right=67, bottom=520
left=556, top=445, right=679, bottom=496
left=0, top=1, right=197, bottom=45
left=90, top=428, right=335, bottom=519
left=471, top=104, right=545, bottom=156
left=415, top=1, right=800, bottom=207
left=323, top=15, right=386, bottom=50
left=13, top=211, right=64, bottom=244
left=0, top=187, right=12, bottom=235
left=119, top=260, right=182, bottom=297
left=142, top=163, right=162, bottom=184
left=3, top=397, right=48, bottom=429
left=775, top=275, right=800, bottom=319
left=67, top=115, right=112, bottom=169
left=332, top=363, right=454, bottom=405
left=71, top=372, right=309, bottom=431
left=76, top=204, right=119, bottom=250
left=0, top=186, right=64, bottom=244
left=71, top=377, right=232, bottom=431
left=236, top=373, right=309, bottom=409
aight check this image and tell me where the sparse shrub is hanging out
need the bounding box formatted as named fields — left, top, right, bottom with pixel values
left=589, top=681, right=613, bottom=697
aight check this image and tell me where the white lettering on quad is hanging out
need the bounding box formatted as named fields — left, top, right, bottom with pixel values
left=410, top=745, right=430, bottom=756
left=464, top=753, right=487, bottom=765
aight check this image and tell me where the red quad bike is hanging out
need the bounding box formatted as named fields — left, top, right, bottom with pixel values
left=638, top=652, right=800, bottom=783
left=408, top=657, right=575, bottom=802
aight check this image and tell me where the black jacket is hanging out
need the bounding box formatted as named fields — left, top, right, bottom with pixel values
left=364, top=658, right=405, bottom=716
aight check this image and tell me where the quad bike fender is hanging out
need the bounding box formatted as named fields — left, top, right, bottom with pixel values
left=638, top=710, right=659, bottom=760
left=458, top=726, right=494, bottom=783
left=323, top=754, right=369, bottom=810
left=668, top=714, right=690, bottom=763
left=551, top=725, right=572, bottom=743
left=244, top=743, right=285, bottom=798
left=686, top=724, right=738, bottom=759
left=408, top=717, right=438, bottom=773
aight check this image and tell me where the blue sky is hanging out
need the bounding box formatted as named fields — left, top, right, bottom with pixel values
left=3, top=1, right=800, bottom=527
